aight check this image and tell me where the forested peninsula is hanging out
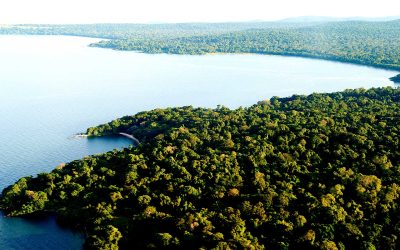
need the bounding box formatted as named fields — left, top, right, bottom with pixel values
left=93, top=21, right=400, bottom=72
left=1, top=21, right=400, bottom=76
left=2, top=87, right=400, bottom=249
left=390, top=74, right=400, bottom=83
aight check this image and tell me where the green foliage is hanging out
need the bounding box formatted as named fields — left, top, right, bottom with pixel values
left=92, top=21, right=400, bottom=71
left=2, top=21, right=400, bottom=72
left=2, top=87, right=400, bottom=249
left=86, top=225, right=122, bottom=250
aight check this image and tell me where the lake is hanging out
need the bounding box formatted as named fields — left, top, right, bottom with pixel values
left=0, top=35, right=398, bottom=249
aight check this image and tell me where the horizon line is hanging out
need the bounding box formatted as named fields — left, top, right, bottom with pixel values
left=1, top=15, right=400, bottom=26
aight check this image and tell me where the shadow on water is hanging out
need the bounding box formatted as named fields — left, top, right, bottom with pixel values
left=0, top=211, right=84, bottom=250
left=0, top=135, right=133, bottom=250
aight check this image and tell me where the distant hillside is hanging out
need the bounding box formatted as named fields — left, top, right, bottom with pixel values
left=1, top=20, right=399, bottom=75
left=279, top=16, right=400, bottom=23
left=91, top=20, right=400, bottom=72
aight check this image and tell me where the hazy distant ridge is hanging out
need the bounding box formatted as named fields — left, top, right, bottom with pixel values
left=279, top=16, right=400, bottom=23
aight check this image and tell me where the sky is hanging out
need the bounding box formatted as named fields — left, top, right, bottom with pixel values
left=0, top=0, right=399, bottom=24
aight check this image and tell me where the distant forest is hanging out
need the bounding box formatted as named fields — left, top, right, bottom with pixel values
left=1, top=20, right=400, bottom=72
left=2, top=21, right=400, bottom=249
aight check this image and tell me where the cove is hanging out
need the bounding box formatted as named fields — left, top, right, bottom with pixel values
left=0, top=35, right=398, bottom=249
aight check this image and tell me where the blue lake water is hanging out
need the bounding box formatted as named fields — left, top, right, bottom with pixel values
left=0, top=35, right=398, bottom=249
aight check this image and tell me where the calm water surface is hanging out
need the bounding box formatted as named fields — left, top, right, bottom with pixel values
left=0, top=35, right=398, bottom=249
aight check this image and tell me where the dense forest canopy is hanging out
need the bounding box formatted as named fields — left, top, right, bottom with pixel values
left=2, top=87, right=400, bottom=249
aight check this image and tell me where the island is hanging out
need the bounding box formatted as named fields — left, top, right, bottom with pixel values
left=2, top=87, right=400, bottom=249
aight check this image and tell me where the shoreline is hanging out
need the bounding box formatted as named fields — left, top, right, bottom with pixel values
left=92, top=42, right=400, bottom=80
left=74, top=132, right=140, bottom=146
left=118, top=132, right=140, bottom=146
left=1, top=33, right=398, bottom=80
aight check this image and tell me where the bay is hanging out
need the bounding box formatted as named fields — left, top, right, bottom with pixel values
left=0, top=35, right=397, bottom=249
